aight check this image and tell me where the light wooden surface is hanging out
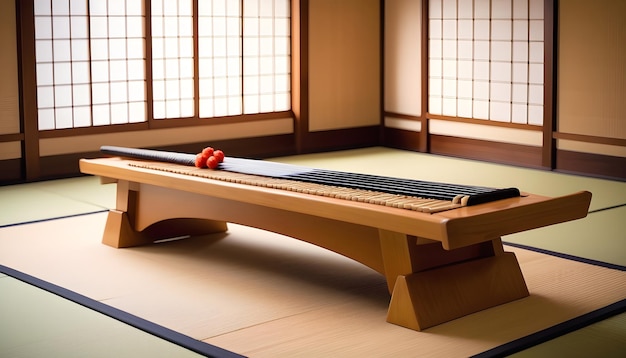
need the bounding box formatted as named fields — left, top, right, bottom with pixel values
left=80, top=157, right=592, bottom=249
left=1, top=147, right=625, bottom=356
left=1, top=212, right=624, bottom=357
left=79, top=157, right=592, bottom=330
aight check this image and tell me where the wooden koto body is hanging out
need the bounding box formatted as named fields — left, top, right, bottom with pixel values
left=79, top=157, right=592, bottom=331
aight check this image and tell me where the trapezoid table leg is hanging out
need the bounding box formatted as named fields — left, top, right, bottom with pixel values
left=386, top=251, right=529, bottom=331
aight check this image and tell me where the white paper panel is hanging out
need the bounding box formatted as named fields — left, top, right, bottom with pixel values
left=428, top=0, right=544, bottom=125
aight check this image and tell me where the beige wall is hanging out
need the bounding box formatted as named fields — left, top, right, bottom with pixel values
left=382, top=0, right=625, bottom=157
left=384, top=0, right=421, bottom=117
left=557, top=0, right=626, bottom=156
left=382, top=0, right=541, bottom=147
left=4, top=1, right=625, bottom=160
left=308, top=0, right=380, bottom=131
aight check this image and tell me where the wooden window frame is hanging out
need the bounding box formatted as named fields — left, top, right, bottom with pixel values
left=16, top=0, right=294, bottom=180
left=20, top=0, right=293, bottom=138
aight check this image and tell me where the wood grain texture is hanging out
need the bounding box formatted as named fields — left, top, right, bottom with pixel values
left=79, top=157, right=592, bottom=330
left=1, top=211, right=624, bottom=356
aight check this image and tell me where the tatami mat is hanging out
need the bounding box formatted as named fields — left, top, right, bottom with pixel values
left=508, top=312, right=626, bottom=358
left=272, top=148, right=626, bottom=267
left=0, top=176, right=115, bottom=227
left=1, top=147, right=625, bottom=357
left=0, top=274, right=206, bottom=358
left=506, top=206, right=626, bottom=266
left=0, top=213, right=624, bottom=356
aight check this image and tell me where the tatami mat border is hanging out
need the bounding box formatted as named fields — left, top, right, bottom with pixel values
left=474, top=299, right=626, bottom=358
left=1, top=241, right=623, bottom=358
left=0, top=210, right=109, bottom=229
left=0, top=264, right=244, bottom=358
left=503, top=242, right=626, bottom=272
left=473, top=242, right=626, bottom=357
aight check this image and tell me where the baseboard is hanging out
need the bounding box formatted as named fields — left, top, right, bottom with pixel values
left=300, top=126, right=381, bottom=153
left=4, top=131, right=624, bottom=184
left=161, top=133, right=297, bottom=159
left=7, top=134, right=297, bottom=184
left=383, top=126, right=423, bottom=152
left=0, top=158, right=22, bottom=185
left=429, top=135, right=544, bottom=169
left=557, top=150, right=626, bottom=181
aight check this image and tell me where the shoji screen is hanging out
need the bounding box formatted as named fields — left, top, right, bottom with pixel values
left=151, top=0, right=194, bottom=119
left=428, top=0, right=544, bottom=125
left=198, top=0, right=291, bottom=118
left=34, top=0, right=147, bottom=129
left=33, top=0, right=291, bottom=129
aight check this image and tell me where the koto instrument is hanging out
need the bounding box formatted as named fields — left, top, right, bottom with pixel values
left=81, top=146, right=592, bottom=331
left=100, top=145, right=521, bottom=213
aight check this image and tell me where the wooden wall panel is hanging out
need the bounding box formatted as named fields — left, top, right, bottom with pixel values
left=0, top=0, right=20, bottom=136
left=308, top=0, right=380, bottom=131
left=430, top=135, right=544, bottom=169
left=557, top=150, right=626, bottom=180
left=558, top=0, right=626, bottom=142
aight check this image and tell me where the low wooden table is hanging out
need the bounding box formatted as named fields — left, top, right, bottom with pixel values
left=80, top=157, right=592, bottom=331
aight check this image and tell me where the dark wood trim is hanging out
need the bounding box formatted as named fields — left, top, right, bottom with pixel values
left=384, top=112, right=421, bottom=121
left=0, top=158, right=22, bottom=185
left=33, top=134, right=297, bottom=183
left=149, top=111, right=294, bottom=129
left=37, top=122, right=149, bottom=138
left=16, top=0, right=39, bottom=180
left=543, top=0, right=557, bottom=169
left=38, top=152, right=92, bottom=181
left=31, top=125, right=380, bottom=183
left=156, top=134, right=296, bottom=159
left=145, top=0, right=155, bottom=124
left=379, top=0, right=386, bottom=144
left=430, top=135, right=544, bottom=169
left=301, top=126, right=380, bottom=154
left=384, top=127, right=421, bottom=152
left=35, top=112, right=293, bottom=138
left=382, top=114, right=423, bottom=151
left=0, top=133, right=24, bottom=142
left=557, top=150, right=626, bottom=181
left=8, top=136, right=626, bottom=184
left=426, top=113, right=543, bottom=131
left=553, top=132, right=626, bottom=147
left=293, top=0, right=309, bottom=154
left=192, top=0, right=200, bottom=120
left=419, top=0, right=429, bottom=153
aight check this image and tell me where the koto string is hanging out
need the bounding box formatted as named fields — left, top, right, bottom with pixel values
left=100, top=145, right=520, bottom=206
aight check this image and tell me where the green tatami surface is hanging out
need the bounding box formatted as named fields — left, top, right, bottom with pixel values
left=0, top=273, right=205, bottom=358
left=0, top=176, right=115, bottom=227
left=1, top=147, right=624, bottom=357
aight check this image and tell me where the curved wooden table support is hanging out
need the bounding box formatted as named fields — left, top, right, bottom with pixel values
left=80, top=157, right=592, bottom=331
left=102, top=210, right=228, bottom=248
